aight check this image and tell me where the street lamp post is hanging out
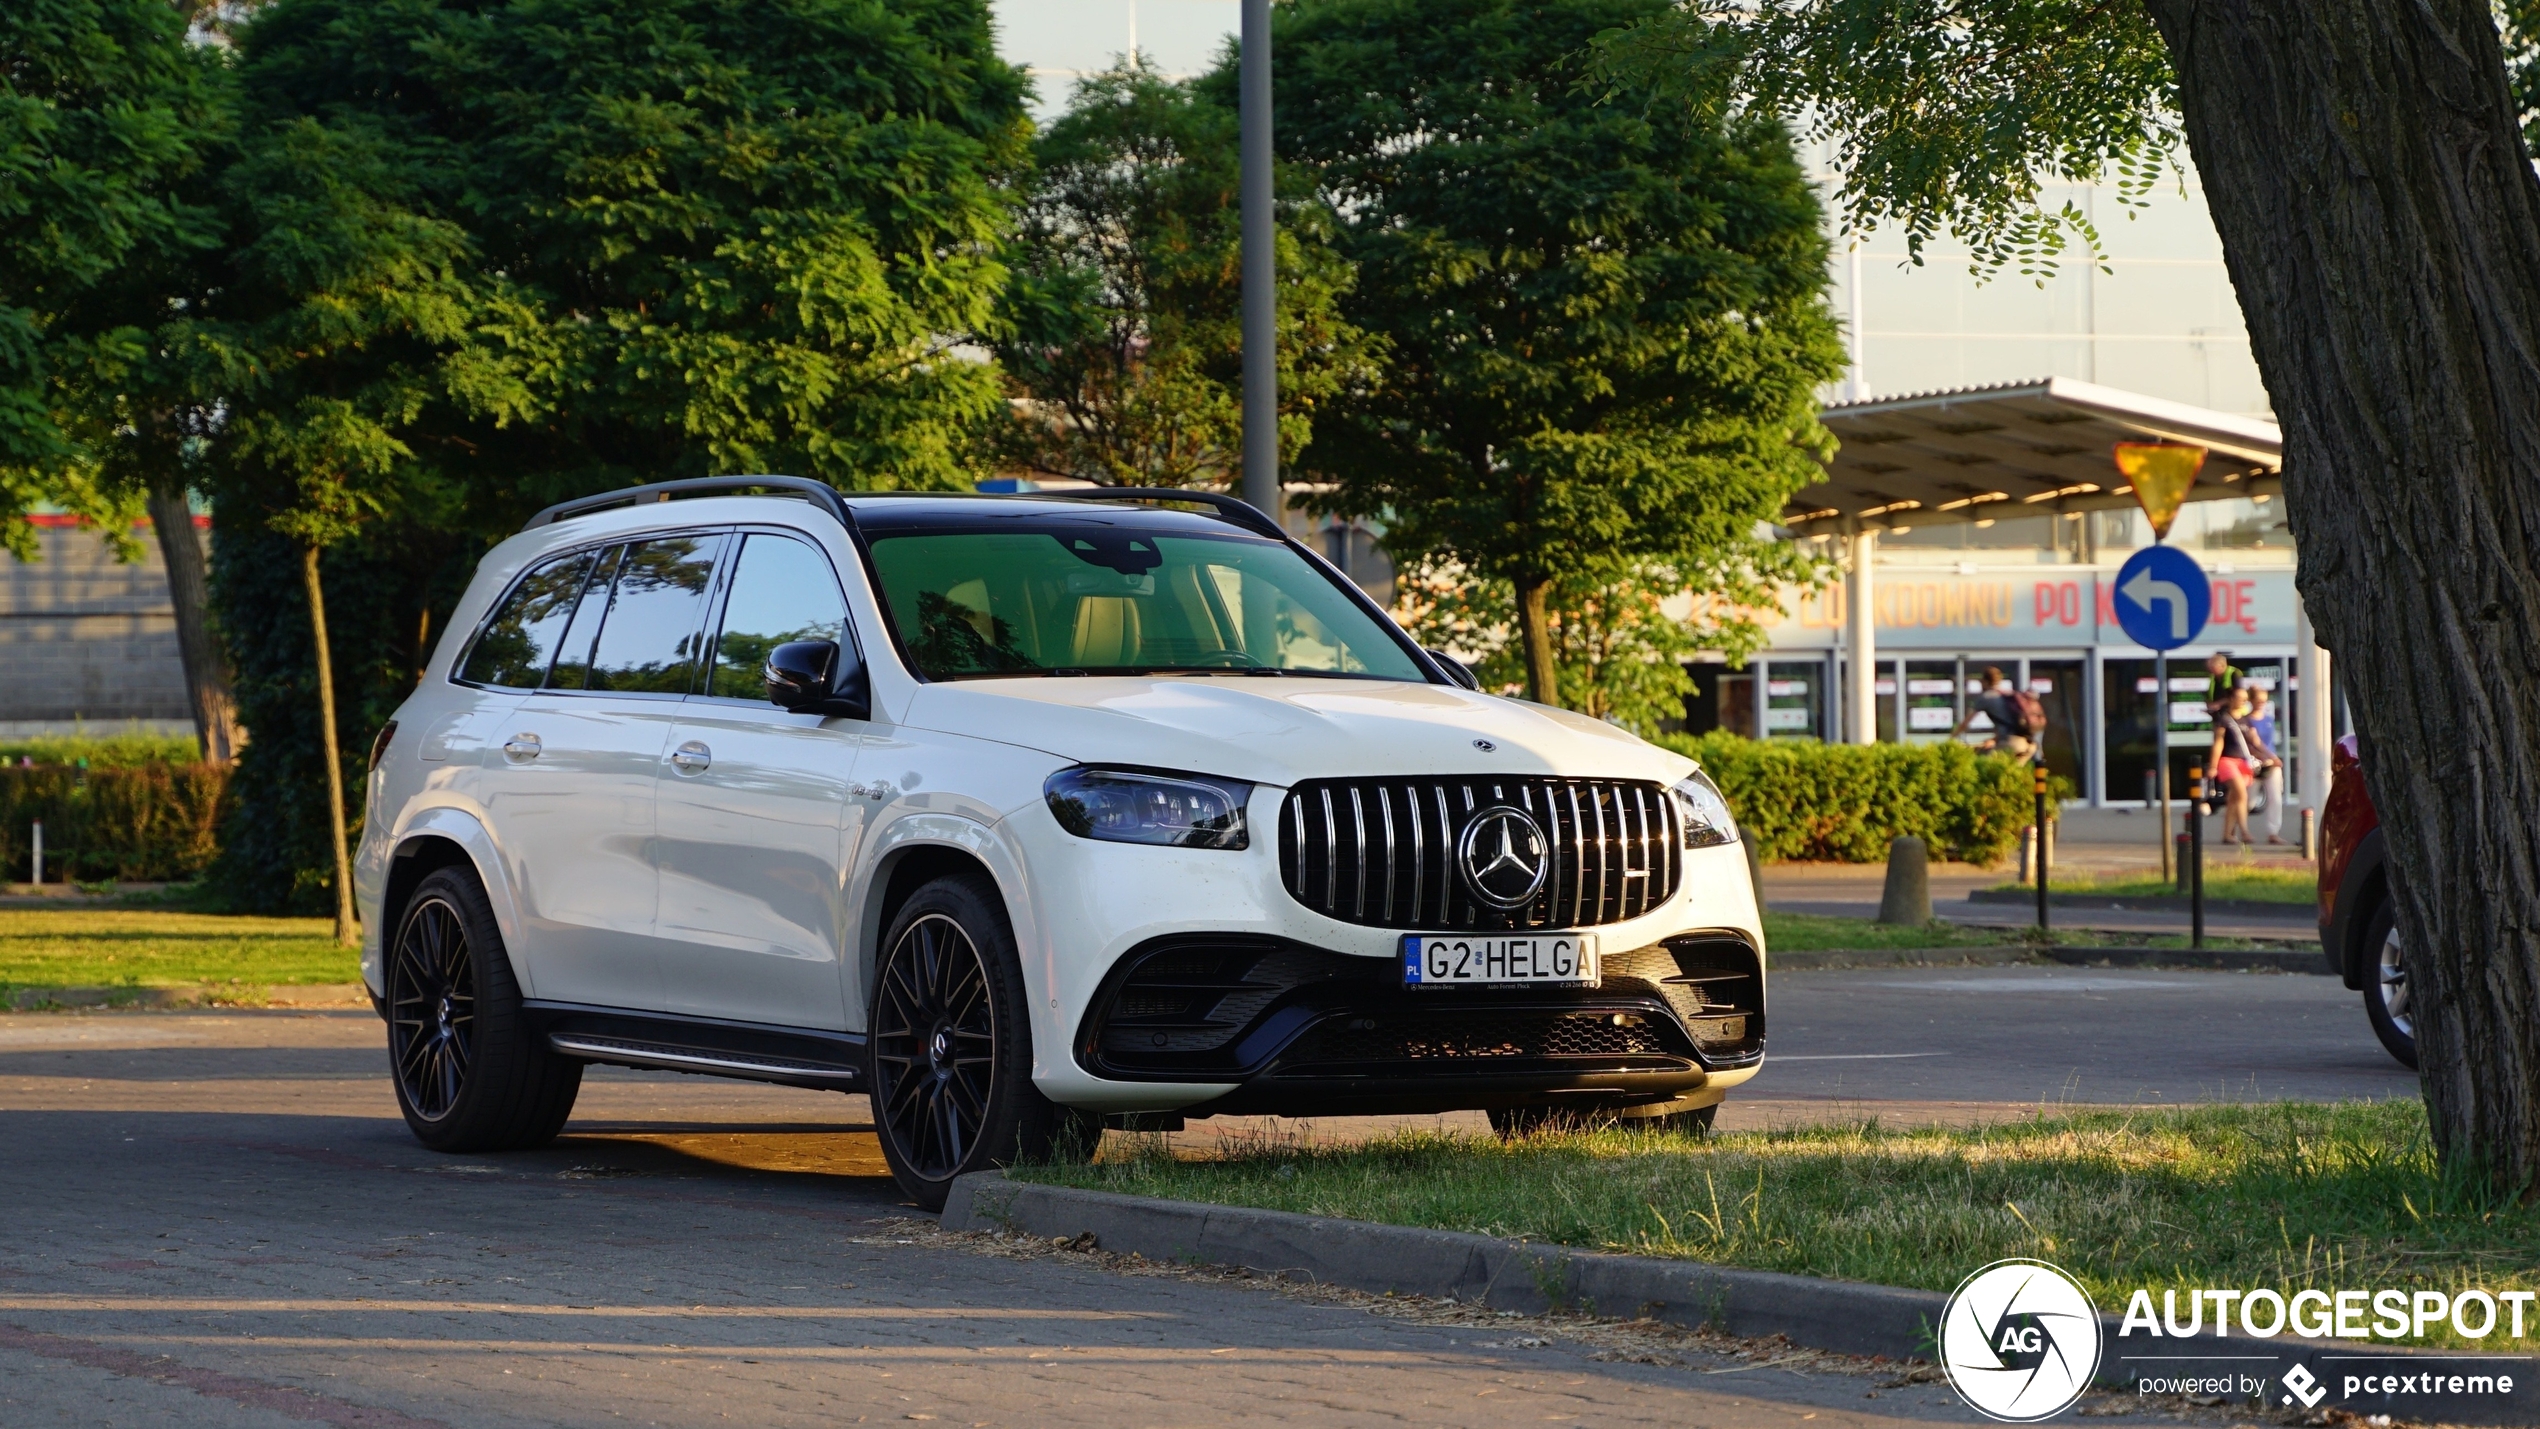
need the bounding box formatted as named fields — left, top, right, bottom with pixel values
left=1239, top=0, right=1279, bottom=524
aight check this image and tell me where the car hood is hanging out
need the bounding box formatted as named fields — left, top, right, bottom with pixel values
left=897, top=676, right=1693, bottom=787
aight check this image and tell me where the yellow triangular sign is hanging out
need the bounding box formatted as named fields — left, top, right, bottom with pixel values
left=2112, top=442, right=2206, bottom=542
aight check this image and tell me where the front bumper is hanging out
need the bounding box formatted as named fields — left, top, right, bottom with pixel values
left=1070, top=931, right=1764, bottom=1118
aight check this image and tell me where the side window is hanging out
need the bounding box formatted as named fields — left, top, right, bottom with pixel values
left=544, top=544, right=622, bottom=690
left=584, top=534, right=725, bottom=694
left=458, top=550, right=598, bottom=689
left=709, top=533, right=851, bottom=700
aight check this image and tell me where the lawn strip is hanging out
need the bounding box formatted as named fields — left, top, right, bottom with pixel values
left=1018, top=1102, right=2528, bottom=1350
left=0, top=908, right=352, bottom=990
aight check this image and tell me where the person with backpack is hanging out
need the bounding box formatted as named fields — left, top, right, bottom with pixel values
left=1953, top=667, right=2045, bottom=762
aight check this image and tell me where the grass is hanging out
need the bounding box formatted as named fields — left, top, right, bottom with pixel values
left=0, top=908, right=354, bottom=994
left=1992, top=865, right=2318, bottom=905
left=1023, top=1102, right=2536, bottom=1347
left=1762, top=911, right=2015, bottom=952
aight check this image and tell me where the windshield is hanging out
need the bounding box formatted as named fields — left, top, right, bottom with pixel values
left=862, top=523, right=1428, bottom=682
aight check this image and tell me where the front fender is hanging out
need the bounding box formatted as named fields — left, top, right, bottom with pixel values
left=371, top=806, right=534, bottom=1002
left=845, top=810, right=1034, bottom=1032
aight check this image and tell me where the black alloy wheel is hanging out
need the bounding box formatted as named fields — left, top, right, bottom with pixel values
left=868, top=876, right=1089, bottom=1209
left=385, top=866, right=583, bottom=1151
left=2361, top=897, right=2418, bottom=1070
left=390, top=892, right=474, bottom=1120
left=873, top=912, right=998, bottom=1178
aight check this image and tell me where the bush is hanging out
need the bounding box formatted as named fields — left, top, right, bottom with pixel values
left=0, top=731, right=204, bottom=768
left=0, top=764, right=230, bottom=883
left=1655, top=731, right=2043, bottom=866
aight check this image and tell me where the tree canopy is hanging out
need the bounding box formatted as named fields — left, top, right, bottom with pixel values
left=0, top=0, right=226, bottom=557
left=1263, top=0, right=1846, bottom=707
left=994, top=64, right=1374, bottom=487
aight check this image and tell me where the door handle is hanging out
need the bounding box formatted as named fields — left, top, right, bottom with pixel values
left=670, top=741, right=712, bottom=774
left=502, top=734, right=542, bottom=762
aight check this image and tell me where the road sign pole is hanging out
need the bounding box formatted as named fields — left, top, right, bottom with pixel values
left=2154, top=650, right=2170, bottom=880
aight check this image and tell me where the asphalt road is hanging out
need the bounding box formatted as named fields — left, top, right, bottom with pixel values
left=0, top=970, right=2413, bottom=1428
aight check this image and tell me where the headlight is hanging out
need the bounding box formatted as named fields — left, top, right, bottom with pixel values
left=1045, top=767, right=1252, bottom=850
left=1671, top=770, right=1738, bottom=849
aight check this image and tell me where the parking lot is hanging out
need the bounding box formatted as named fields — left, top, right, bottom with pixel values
left=0, top=965, right=2411, bottom=1427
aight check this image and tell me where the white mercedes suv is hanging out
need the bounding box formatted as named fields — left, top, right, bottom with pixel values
left=355, top=478, right=1765, bottom=1207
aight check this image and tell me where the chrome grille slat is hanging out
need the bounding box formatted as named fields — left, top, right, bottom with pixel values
left=1279, top=775, right=1681, bottom=930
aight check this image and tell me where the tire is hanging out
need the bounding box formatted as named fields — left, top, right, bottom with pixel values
left=868, top=875, right=1084, bottom=1211
left=2360, top=896, right=2419, bottom=1070
left=1488, top=1102, right=1717, bottom=1139
left=386, top=866, right=583, bottom=1151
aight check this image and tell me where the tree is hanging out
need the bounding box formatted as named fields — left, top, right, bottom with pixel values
left=995, top=63, right=1374, bottom=487
left=1603, top=0, right=2540, bottom=1189
left=2, top=0, right=241, bottom=760
left=1259, top=0, right=1846, bottom=708
left=1404, top=561, right=1720, bottom=736
left=196, top=0, right=1030, bottom=914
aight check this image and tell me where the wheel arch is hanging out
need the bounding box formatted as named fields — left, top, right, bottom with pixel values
left=379, top=807, right=534, bottom=1006
left=851, top=814, right=1024, bottom=1019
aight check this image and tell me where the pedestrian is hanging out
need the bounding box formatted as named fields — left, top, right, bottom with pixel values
left=1951, top=667, right=2040, bottom=761
left=2209, top=689, right=2259, bottom=845
left=2247, top=685, right=2287, bottom=845
left=2202, top=650, right=2245, bottom=718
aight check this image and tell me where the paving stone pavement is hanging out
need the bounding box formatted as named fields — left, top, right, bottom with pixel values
left=0, top=1009, right=2279, bottom=1427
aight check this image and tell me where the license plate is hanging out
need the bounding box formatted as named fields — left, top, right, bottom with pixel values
left=1401, top=933, right=1599, bottom=988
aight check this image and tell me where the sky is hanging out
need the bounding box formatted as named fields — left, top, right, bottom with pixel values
left=991, top=0, right=1240, bottom=113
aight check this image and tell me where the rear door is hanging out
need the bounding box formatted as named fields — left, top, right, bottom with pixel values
left=480, top=533, right=725, bottom=1012
left=655, top=530, right=866, bottom=1030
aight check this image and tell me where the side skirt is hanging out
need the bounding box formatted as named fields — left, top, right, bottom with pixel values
left=522, top=1001, right=866, bottom=1093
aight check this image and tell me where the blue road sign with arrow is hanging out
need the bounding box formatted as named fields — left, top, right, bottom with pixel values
left=2113, top=544, right=2210, bottom=651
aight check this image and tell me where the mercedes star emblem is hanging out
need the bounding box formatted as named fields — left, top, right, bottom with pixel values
left=1457, top=805, right=1550, bottom=909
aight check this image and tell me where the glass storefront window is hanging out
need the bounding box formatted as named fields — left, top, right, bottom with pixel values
left=2028, top=660, right=2087, bottom=788
left=1764, top=661, right=1824, bottom=739
left=1904, top=660, right=1960, bottom=743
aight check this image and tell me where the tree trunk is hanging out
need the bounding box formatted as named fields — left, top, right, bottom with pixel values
left=1515, top=575, right=1560, bottom=707
left=2145, top=0, right=2540, bottom=1186
left=144, top=482, right=242, bottom=764
left=301, top=545, right=357, bottom=948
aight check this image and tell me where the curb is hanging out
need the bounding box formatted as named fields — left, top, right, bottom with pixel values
left=2033, top=945, right=2328, bottom=974
left=2, top=983, right=369, bottom=1011
left=941, top=1173, right=2540, bottom=1425
left=1968, top=888, right=2315, bottom=919
left=942, top=1171, right=1945, bottom=1360
left=1773, top=946, right=2328, bottom=974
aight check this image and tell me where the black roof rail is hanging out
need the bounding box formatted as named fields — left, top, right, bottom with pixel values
left=521, top=475, right=851, bottom=532
left=1023, top=486, right=1286, bottom=540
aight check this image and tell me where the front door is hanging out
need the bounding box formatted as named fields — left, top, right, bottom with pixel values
left=655, top=531, right=866, bottom=1030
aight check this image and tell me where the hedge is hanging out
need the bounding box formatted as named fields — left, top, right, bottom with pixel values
left=1655, top=731, right=2040, bottom=866
left=0, top=764, right=231, bottom=884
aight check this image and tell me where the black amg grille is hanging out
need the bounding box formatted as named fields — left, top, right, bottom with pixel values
left=1278, top=776, right=1681, bottom=930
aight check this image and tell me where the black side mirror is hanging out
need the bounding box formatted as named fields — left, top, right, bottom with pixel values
left=765, top=640, right=871, bottom=719
left=1425, top=647, right=1480, bottom=691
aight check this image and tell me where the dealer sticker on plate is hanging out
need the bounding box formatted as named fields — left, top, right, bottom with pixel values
left=1401, top=933, right=1599, bottom=988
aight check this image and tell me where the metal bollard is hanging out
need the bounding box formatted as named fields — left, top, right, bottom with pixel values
left=2188, top=763, right=2207, bottom=949
left=2019, top=825, right=2037, bottom=884
left=2300, top=807, right=2317, bottom=862
left=29, top=819, right=40, bottom=886
left=2033, top=762, right=2051, bottom=933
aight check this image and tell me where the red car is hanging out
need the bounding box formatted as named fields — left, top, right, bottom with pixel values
left=2317, top=734, right=2411, bottom=1068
